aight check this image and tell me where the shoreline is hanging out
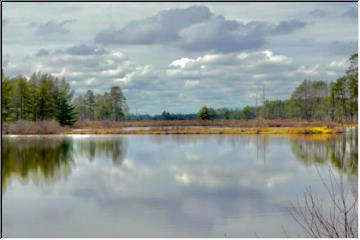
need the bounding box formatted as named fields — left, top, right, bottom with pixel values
left=3, top=126, right=349, bottom=135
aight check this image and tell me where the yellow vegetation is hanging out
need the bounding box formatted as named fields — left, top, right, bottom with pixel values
left=64, top=126, right=341, bottom=135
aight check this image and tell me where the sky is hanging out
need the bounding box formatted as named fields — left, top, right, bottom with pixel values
left=2, top=2, right=358, bottom=114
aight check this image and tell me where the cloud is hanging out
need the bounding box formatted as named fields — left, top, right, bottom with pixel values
left=29, top=19, right=75, bottom=36
left=168, top=51, right=293, bottom=72
left=308, top=9, right=327, bottom=18
left=271, top=20, right=307, bottom=34
left=342, top=6, right=358, bottom=19
left=95, top=5, right=212, bottom=45
left=2, top=54, right=10, bottom=68
left=296, top=64, right=320, bottom=75
left=62, top=44, right=108, bottom=55
left=36, top=44, right=108, bottom=58
left=2, top=18, right=8, bottom=27
left=330, top=40, right=358, bottom=56
left=329, top=58, right=348, bottom=69
left=166, top=50, right=346, bottom=107
left=169, top=58, right=196, bottom=69
left=95, top=5, right=307, bottom=52
left=3, top=47, right=349, bottom=114
left=185, top=80, right=200, bottom=88
left=3, top=45, right=157, bottom=94
left=36, top=48, right=50, bottom=57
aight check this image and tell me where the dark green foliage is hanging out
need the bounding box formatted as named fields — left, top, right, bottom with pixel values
left=197, top=106, right=217, bottom=120
left=2, top=69, right=13, bottom=121
left=1, top=72, right=78, bottom=125
left=56, top=79, right=77, bottom=126
left=110, top=86, right=126, bottom=121
left=74, top=86, right=128, bottom=121
left=57, top=98, right=77, bottom=126
left=261, top=100, right=288, bottom=119
left=288, top=80, right=330, bottom=120
left=126, top=112, right=197, bottom=121
left=242, top=106, right=257, bottom=120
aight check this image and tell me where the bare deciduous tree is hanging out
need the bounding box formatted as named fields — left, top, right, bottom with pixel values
left=291, top=168, right=358, bottom=238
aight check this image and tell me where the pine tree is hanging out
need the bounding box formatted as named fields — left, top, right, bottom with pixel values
left=56, top=78, right=77, bottom=126
left=57, top=97, right=77, bottom=126
left=110, top=86, right=126, bottom=121
left=1, top=70, right=13, bottom=121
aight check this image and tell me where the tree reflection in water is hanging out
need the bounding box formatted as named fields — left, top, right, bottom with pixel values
left=2, top=136, right=74, bottom=191
left=75, top=136, right=128, bottom=165
left=2, top=136, right=129, bottom=192
left=290, top=127, right=358, bottom=176
left=2, top=129, right=356, bottom=196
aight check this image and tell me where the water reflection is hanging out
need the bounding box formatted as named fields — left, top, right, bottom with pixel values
left=2, top=130, right=358, bottom=237
left=2, top=136, right=74, bottom=191
left=2, top=135, right=129, bottom=191
left=75, top=136, right=127, bottom=165
left=290, top=128, right=358, bottom=176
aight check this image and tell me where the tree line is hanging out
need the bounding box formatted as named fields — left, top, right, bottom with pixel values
left=126, top=111, right=197, bottom=121
left=1, top=71, right=128, bottom=125
left=2, top=53, right=357, bottom=124
left=2, top=72, right=77, bottom=126
left=197, top=53, right=358, bottom=122
left=74, top=87, right=128, bottom=121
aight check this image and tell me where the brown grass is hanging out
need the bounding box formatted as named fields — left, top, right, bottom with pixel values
left=3, top=119, right=354, bottom=135
left=2, top=120, right=69, bottom=135
left=63, top=126, right=341, bottom=135
left=74, top=119, right=357, bottom=129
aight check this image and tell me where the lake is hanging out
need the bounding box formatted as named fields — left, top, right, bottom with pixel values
left=2, top=128, right=358, bottom=237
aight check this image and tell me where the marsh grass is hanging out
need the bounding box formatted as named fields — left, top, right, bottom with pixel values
left=2, top=119, right=351, bottom=135
left=74, top=119, right=356, bottom=129
left=63, top=126, right=341, bottom=135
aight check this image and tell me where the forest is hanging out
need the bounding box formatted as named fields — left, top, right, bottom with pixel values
left=1, top=53, right=358, bottom=126
left=197, top=53, right=358, bottom=122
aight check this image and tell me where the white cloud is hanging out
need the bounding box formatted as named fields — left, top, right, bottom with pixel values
left=297, top=64, right=320, bottom=75
left=329, top=58, right=348, bottom=69
left=185, top=80, right=200, bottom=88
left=169, top=57, right=196, bottom=69
left=2, top=2, right=356, bottom=114
left=3, top=46, right=157, bottom=95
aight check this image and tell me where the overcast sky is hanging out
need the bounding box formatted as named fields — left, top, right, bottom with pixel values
left=2, top=2, right=358, bottom=114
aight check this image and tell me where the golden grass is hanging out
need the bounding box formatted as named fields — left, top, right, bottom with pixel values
left=288, top=133, right=338, bottom=141
left=74, top=119, right=357, bottom=129
left=63, top=126, right=341, bottom=135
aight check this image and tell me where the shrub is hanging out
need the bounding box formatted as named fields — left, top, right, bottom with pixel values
left=2, top=120, right=65, bottom=134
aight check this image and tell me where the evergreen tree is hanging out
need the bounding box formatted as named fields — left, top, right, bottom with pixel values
left=11, top=75, right=31, bottom=120
left=1, top=70, right=13, bottom=121
left=56, top=79, right=77, bottom=126
left=57, top=97, right=77, bottom=126
left=110, top=86, right=126, bottom=121
left=197, top=106, right=212, bottom=120
left=37, top=76, right=56, bottom=120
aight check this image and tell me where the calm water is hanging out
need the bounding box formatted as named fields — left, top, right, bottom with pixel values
left=2, top=128, right=358, bottom=237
